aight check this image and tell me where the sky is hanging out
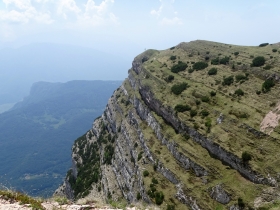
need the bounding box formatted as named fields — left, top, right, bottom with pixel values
left=0, top=0, right=280, bottom=57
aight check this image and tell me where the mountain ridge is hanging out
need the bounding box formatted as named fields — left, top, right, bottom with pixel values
left=57, top=40, right=280, bottom=209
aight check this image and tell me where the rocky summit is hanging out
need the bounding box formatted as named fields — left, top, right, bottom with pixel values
left=56, top=40, right=280, bottom=210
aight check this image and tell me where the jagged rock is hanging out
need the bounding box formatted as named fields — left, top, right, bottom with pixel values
left=210, top=184, right=231, bottom=204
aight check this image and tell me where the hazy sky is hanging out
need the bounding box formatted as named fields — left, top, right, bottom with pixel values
left=0, top=0, right=280, bottom=57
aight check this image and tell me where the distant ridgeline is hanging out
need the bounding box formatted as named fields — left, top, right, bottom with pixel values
left=56, top=40, right=280, bottom=210
left=0, top=80, right=121, bottom=197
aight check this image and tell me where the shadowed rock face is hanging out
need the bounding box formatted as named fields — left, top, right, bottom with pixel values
left=57, top=41, right=280, bottom=210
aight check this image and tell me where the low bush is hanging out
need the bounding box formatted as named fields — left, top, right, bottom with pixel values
left=152, top=177, right=159, bottom=184
left=171, top=82, right=188, bottom=95
left=252, top=56, right=265, bottom=67
left=234, top=52, right=239, bottom=56
left=235, top=89, right=244, bottom=96
left=170, top=55, right=176, bottom=60
left=143, top=170, right=149, bottom=177
left=200, top=110, right=209, bottom=117
left=263, top=65, right=272, bottom=70
left=193, top=61, right=208, bottom=70
left=272, top=49, right=278, bottom=52
left=259, top=43, right=269, bottom=47
left=211, top=58, right=220, bottom=65
left=137, top=192, right=141, bottom=200
left=171, top=62, right=188, bottom=73
left=262, top=79, right=275, bottom=92
left=242, top=151, right=252, bottom=162
left=201, top=96, right=210, bottom=103
left=155, top=191, right=164, bottom=205
left=188, top=68, right=194, bottom=73
left=190, top=110, right=197, bottom=117
left=235, top=74, right=248, bottom=82
left=219, top=56, right=230, bottom=65
left=222, top=76, right=234, bottom=86
left=208, top=68, right=217, bottom=75
left=166, top=75, right=174, bottom=82
left=174, top=104, right=191, bottom=112
left=210, top=91, right=216, bottom=96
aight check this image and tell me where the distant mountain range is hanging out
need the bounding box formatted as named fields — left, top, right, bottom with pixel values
left=0, top=43, right=130, bottom=105
left=0, top=80, right=121, bottom=197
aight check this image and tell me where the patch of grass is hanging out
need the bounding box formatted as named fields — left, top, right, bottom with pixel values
left=0, top=190, right=44, bottom=209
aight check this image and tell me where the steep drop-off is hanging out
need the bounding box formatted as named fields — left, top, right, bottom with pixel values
left=57, top=40, right=280, bottom=209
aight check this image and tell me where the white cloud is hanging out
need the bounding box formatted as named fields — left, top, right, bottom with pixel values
left=1, top=0, right=54, bottom=24
left=150, top=0, right=182, bottom=25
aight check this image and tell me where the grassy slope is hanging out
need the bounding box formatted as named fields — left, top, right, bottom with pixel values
left=128, top=40, right=280, bottom=209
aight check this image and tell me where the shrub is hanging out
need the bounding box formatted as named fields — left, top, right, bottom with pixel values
left=235, top=89, right=244, bottom=96
left=234, top=52, right=239, bottom=56
left=262, top=79, right=275, bottom=92
left=137, top=192, right=141, bottom=200
left=219, top=56, right=230, bottom=65
left=259, top=43, right=269, bottom=47
left=170, top=46, right=175, bottom=50
left=155, top=191, right=164, bottom=205
left=170, top=55, right=176, bottom=60
left=205, top=56, right=209, bottom=61
left=167, top=75, right=174, bottom=82
left=252, top=56, right=265, bottom=67
left=211, top=58, right=220, bottom=65
left=242, top=152, right=252, bottom=162
left=190, top=110, right=197, bottom=117
left=174, top=104, right=191, bottom=112
left=210, top=91, right=216, bottom=96
left=188, top=68, right=194, bottom=73
left=171, top=82, right=188, bottom=95
left=263, top=65, right=272, bottom=70
left=235, top=74, right=248, bottom=82
left=171, top=62, right=188, bottom=73
left=152, top=177, right=159, bottom=184
left=142, top=57, right=148, bottom=63
left=167, top=204, right=175, bottom=210
left=193, top=62, right=208, bottom=70
left=208, top=68, right=217, bottom=75
left=138, top=151, right=143, bottom=161
left=256, top=90, right=261, bottom=95
left=272, top=49, right=278, bottom=52
left=143, top=170, right=149, bottom=177
left=195, top=100, right=201, bottom=105
left=200, top=110, right=209, bottom=117
left=201, top=96, right=210, bottom=103
left=222, top=76, right=234, bottom=86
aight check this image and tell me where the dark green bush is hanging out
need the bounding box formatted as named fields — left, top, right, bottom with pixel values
left=167, top=75, right=174, bottom=82
left=167, top=204, right=175, bottom=210
left=200, top=110, right=209, bottom=117
left=195, top=100, right=201, bottom=105
left=210, top=91, right=216, bottom=97
left=155, top=191, right=164, bottom=205
left=174, top=104, right=191, bottom=112
left=170, top=55, right=176, bottom=60
left=234, top=52, right=239, bottom=56
left=201, top=96, right=210, bottom=103
left=219, top=56, right=230, bottom=65
left=242, top=152, right=252, bottom=162
left=272, top=49, right=277, bottom=52
left=222, top=76, right=234, bottom=86
left=235, top=89, right=244, bottom=96
left=190, top=110, right=197, bottom=117
left=208, top=68, right=217, bottom=75
left=193, top=62, right=208, bottom=70
left=143, top=170, right=149, bottom=177
left=188, top=68, right=194, bottom=73
left=256, top=90, right=261, bottom=95
left=170, top=47, right=175, bottom=50
left=262, top=79, right=275, bottom=92
left=211, top=58, right=220, bottom=65
left=152, top=177, right=159, bottom=184
left=142, top=57, right=148, bottom=63
left=259, top=43, right=269, bottom=47
left=171, top=82, right=188, bottom=95
left=235, top=74, right=248, bottom=82
left=171, top=62, right=188, bottom=73
left=252, top=56, right=265, bottom=67
left=263, top=65, right=272, bottom=70
left=137, top=192, right=141, bottom=200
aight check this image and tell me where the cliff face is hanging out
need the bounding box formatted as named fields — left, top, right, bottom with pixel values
left=56, top=40, right=280, bottom=209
